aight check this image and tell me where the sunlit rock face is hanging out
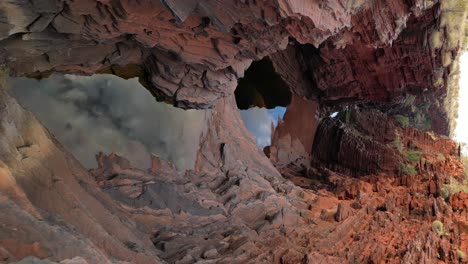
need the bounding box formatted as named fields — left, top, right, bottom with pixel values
left=1, top=0, right=468, bottom=263
left=10, top=75, right=210, bottom=171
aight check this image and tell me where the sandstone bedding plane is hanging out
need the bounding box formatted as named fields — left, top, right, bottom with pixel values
left=0, top=0, right=467, bottom=263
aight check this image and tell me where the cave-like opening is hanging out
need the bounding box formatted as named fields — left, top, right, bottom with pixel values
left=239, top=106, right=287, bottom=148
left=234, top=57, right=292, bottom=110
left=8, top=74, right=210, bottom=171
left=234, top=57, right=291, bottom=148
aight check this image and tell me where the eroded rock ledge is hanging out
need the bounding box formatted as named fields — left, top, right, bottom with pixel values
left=1, top=0, right=468, bottom=264
left=0, top=1, right=456, bottom=113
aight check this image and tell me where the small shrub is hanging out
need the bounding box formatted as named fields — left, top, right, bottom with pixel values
left=437, top=154, right=446, bottom=162
left=414, top=113, right=432, bottom=131
left=461, top=155, right=468, bottom=174
left=394, top=115, right=410, bottom=128
left=402, top=95, right=416, bottom=107
left=440, top=184, right=451, bottom=200
left=443, top=177, right=468, bottom=198
left=432, top=220, right=445, bottom=236
left=457, top=249, right=466, bottom=260
left=406, top=150, right=422, bottom=163
left=400, top=163, right=417, bottom=176
left=338, top=111, right=351, bottom=124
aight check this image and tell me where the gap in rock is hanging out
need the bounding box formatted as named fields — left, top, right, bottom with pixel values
left=234, top=57, right=292, bottom=110
left=8, top=74, right=210, bottom=171
left=240, top=106, right=286, bottom=148
left=234, top=56, right=291, bottom=149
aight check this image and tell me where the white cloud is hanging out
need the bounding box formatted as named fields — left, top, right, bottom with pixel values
left=240, top=106, right=286, bottom=148
left=455, top=53, right=468, bottom=153
left=10, top=74, right=210, bottom=171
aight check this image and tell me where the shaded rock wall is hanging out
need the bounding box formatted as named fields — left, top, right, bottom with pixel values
left=268, top=4, right=451, bottom=135
left=0, top=0, right=354, bottom=108
left=0, top=91, right=161, bottom=263
left=312, top=109, right=400, bottom=176
left=2, top=89, right=468, bottom=263
left=312, top=108, right=461, bottom=177
left=268, top=95, right=319, bottom=168
left=0, top=0, right=452, bottom=118
left=1, top=0, right=468, bottom=263
left=234, top=57, right=292, bottom=109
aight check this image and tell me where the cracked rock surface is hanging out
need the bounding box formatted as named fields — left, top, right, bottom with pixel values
left=0, top=1, right=468, bottom=263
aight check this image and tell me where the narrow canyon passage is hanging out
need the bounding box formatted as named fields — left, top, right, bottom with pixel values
left=0, top=0, right=467, bottom=264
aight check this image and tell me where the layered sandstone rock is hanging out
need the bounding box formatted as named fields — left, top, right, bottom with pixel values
left=0, top=0, right=468, bottom=264
left=0, top=91, right=161, bottom=263
left=0, top=0, right=453, bottom=115
left=2, top=89, right=467, bottom=263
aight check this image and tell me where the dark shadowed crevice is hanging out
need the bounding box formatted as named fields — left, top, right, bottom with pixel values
left=235, top=57, right=292, bottom=110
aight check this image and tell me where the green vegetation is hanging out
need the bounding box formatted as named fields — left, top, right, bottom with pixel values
left=391, top=108, right=432, bottom=130
left=402, top=95, right=416, bottom=108
left=406, top=150, right=422, bottom=163
left=413, top=113, right=432, bottom=131
left=457, top=249, right=466, bottom=260
left=390, top=94, right=433, bottom=131
left=461, top=155, right=468, bottom=175
left=437, top=153, right=446, bottom=162
left=441, top=176, right=468, bottom=200
left=399, top=163, right=417, bottom=176
left=440, top=184, right=451, bottom=200
left=432, top=220, right=447, bottom=236
left=394, top=115, right=410, bottom=128
left=393, top=132, right=421, bottom=176
left=338, top=111, right=351, bottom=124
left=422, top=157, right=433, bottom=164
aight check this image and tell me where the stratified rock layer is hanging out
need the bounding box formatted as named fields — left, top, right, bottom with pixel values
left=2, top=89, right=467, bottom=263
left=0, top=0, right=467, bottom=264
left=0, top=0, right=455, bottom=123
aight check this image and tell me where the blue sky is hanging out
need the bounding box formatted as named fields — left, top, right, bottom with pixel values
left=240, top=106, right=286, bottom=148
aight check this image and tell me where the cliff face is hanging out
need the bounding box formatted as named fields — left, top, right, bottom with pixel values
left=3, top=90, right=467, bottom=263
left=0, top=0, right=452, bottom=111
left=1, top=0, right=468, bottom=264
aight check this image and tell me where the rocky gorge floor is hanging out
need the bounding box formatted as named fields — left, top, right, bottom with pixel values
left=0, top=0, right=467, bottom=263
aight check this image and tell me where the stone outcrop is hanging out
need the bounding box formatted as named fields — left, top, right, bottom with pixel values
left=2, top=89, right=468, bottom=263
left=0, top=0, right=455, bottom=118
left=267, top=95, right=319, bottom=168
left=1, top=0, right=468, bottom=264
left=0, top=91, right=161, bottom=263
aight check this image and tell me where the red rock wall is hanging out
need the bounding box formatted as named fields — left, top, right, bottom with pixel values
left=0, top=0, right=451, bottom=118
left=0, top=1, right=467, bottom=263
left=269, top=95, right=319, bottom=167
